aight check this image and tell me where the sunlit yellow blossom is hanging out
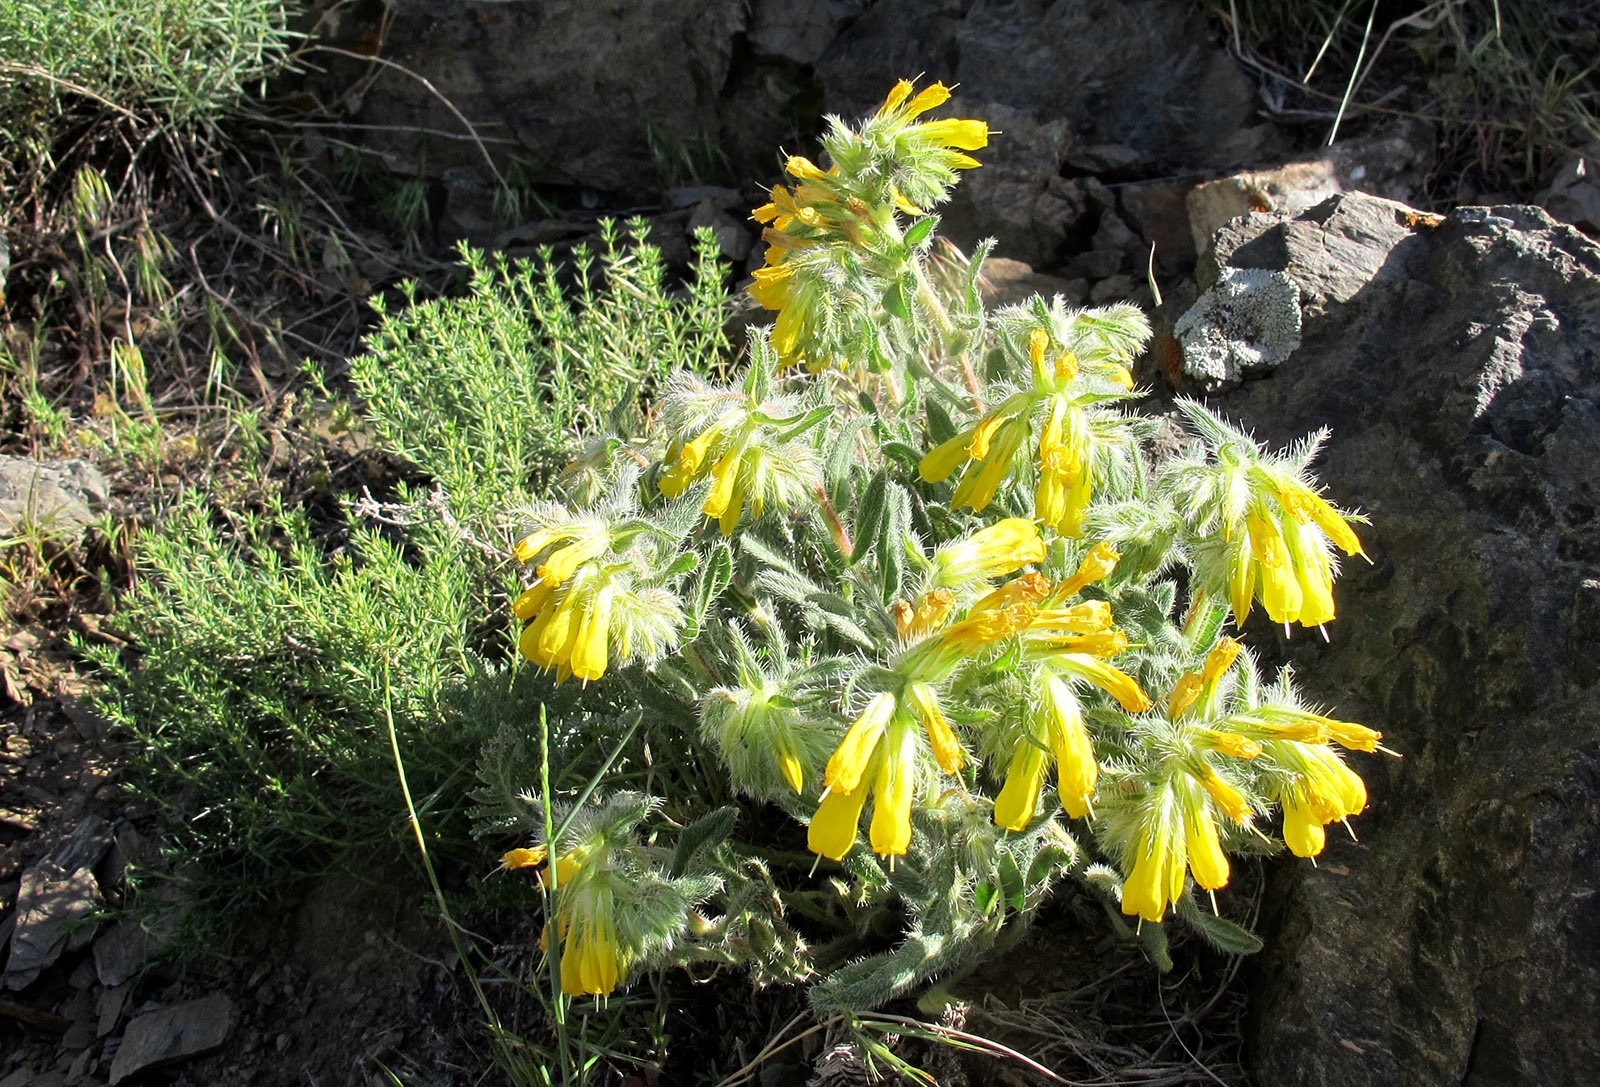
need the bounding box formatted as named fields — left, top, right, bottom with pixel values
left=1029, top=599, right=1114, bottom=637
left=559, top=886, right=623, bottom=996
left=1200, top=637, right=1241, bottom=691
left=1199, top=729, right=1263, bottom=760
left=1121, top=791, right=1186, bottom=923
left=929, top=518, right=1045, bottom=586
left=513, top=520, right=610, bottom=573
left=1272, top=742, right=1368, bottom=858
left=869, top=723, right=917, bottom=856
left=970, top=571, right=1052, bottom=615
left=995, top=673, right=1100, bottom=829
left=501, top=842, right=624, bottom=996
left=1326, top=718, right=1383, bottom=752
left=813, top=704, right=919, bottom=860
left=905, top=682, right=964, bottom=773
left=952, top=417, right=1027, bottom=511
left=1184, top=798, right=1230, bottom=892
left=517, top=570, right=616, bottom=684
left=824, top=691, right=896, bottom=794
left=808, top=776, right=872, bottom=860
left=1215, top=471, right=1368, bottom=631
left=893, top=588, right=955, bottom=640
left=785, top=155, right=829, bottom=181
left=994, top=736, right=1049, bottom=831
left=1168, top=673, right=1204, bottom=720
left=1199, top=767, right=1253, bottom=823
left=1058, top=542, right=1119, bottom=597
left=1047, top=654, right=1151, bottom=713
left=1275, top=480, right=1368, bottom=560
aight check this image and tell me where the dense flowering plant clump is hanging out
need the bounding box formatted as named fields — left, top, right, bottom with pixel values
left=492, top=80, right=1389, bottom=1020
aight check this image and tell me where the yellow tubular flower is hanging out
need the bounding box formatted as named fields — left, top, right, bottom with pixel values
left=1275, top=743, right=1368, bottom=857
left=1030, top=599, right=1114, bottom=636
left=785, top=155, right=829, bottom=181
left=1199, top=767, right=1253, bottom=823
left=512, top=581, right=554, bottom=621
left=970, top=571, right=1052, bottom=615
left=1277, top=482, right=1367, bottom=560
left=824, top=692, right=897, bottom=794
left=1168, top=673, right=1204, bottom=720
left=1055, top=654, right=1152, bottom=713
left=993, top=734, right=1049, bottom=831
left=1281, top=795, right=1328, bottom=858
left=1326, top=719, right=1382, bottom=752
left=703, top=443, right=743, bottom=517
left=1200, top=637, right=1242, bottom=693
left=919, top=117, right=990, bottom=150
left=1044, top=675, right=1097, bottom=818
left=1228, top=536, right=1256, bottom=623
left=1201, top=730, right=1264, bottom=760
left=952, top=418, right=1026, bottom=511
left=560, top=890, right=623, bottom=996
left=904, top=588, right=955, bottom=640
left=906, top=682, right=964, bottom=773
left=809, top=777, right=872, bottom=860
left=919, top=432, right=971, bottom=483
left=774, top=735, right=805, bottom=794
left=1121, top=796, right=1185, bottom=923
left=890, top=186, right=925, bottom=216
left=932, top=517, right=1045, bottom=585
left=877, top=78, right=914, bottom=115
left=1059, top=542, right=1120, bottom=597
left=902, top=81, right=951, bottom=118
left=1183, top=790, right=1230, bottom=891
left=568, top=583, right=614, bottom=683
left=869, top=722, right=917, bottom=857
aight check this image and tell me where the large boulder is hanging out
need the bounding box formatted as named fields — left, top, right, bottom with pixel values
left=304, top=0, right=1263, bottom=257
left=1169, top=193, right=1600, bottom=1085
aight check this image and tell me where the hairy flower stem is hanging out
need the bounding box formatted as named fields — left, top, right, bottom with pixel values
left=538, top=705, right=574, bottom=1086
left=913, top=261, right=983, bottom=406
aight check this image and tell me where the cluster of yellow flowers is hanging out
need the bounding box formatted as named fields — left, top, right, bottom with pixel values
left=501, top=843, right=622, bottom=996
left=511, top=520, right=616, bottom=683
left=496, top=78, right=1388, bottom=999
left=1227, top=472, right=1369, bottom=629
left=920, top=323, right=1139, bottom=535
left=808, top=522, right=1152, bottom=861
left=1115, top=638, right=1384, bottom=922
left=749, top=80, right=988, bottom=370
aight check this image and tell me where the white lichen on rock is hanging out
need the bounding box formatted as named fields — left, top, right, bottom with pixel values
left=1174, top=267, right=1303, bottom=387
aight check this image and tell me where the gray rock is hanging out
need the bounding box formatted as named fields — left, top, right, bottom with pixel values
left=3, top=818, right=113, bottom=990
left=0, top=458, right=108, bottom=541
left=3, top=866, right=101, bottom=990
left=1538, top=145, right=1600, bottom=235
left=1173, top=267, right=1302, bottom=387
left=92, top=922, right=154, bottom=989
left=1187, top=130, right=1434, bottom=259
left=1192, top=193, right=1600, bottom=1086
left=687, top=199, right=752, bottom=262
left=1122, top=180, right=1197, bottom=273
left=747, top=0, right=866, bottom=64
left=108, top=995, right=236, bottom=1084
left=311, top=0, right=748, bottom=194
left=307, top=0, right=1263, bottom=268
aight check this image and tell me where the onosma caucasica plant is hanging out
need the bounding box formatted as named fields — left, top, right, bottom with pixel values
left=492, top=79, right=1389, bottom=1022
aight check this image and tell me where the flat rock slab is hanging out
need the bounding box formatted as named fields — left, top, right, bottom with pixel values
left=0, top=456, right=108, bottom=539
left=109, top=994, right=236, bottom=1084
left=3, top=865, right=101, bottom=991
